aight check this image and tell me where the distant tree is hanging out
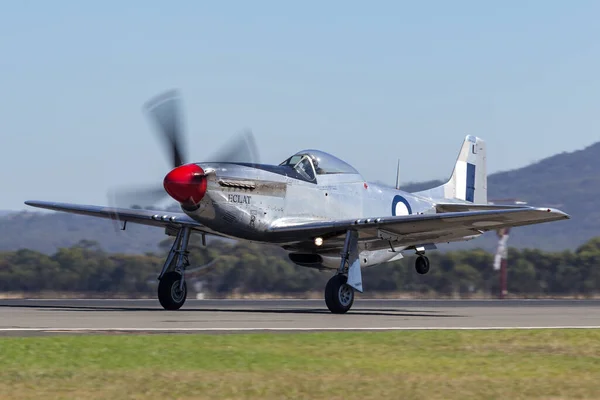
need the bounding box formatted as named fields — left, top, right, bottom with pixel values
left=2, top=236, right=600, bottom=297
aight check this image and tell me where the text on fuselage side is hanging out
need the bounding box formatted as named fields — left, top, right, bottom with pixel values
left=228, top=194, right=252, bottom=204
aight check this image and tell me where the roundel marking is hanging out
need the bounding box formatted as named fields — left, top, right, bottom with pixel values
left=392, top=195, right=412, bottom=216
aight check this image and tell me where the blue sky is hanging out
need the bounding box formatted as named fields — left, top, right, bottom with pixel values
left=1, top=1, right=599, bottom=210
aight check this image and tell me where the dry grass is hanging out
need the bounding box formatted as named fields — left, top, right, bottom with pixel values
left=2, top=330, right=600, bottom=399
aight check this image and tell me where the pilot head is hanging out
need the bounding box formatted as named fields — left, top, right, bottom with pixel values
left=309, top=154, right=319, bottom=169
left=309, top=154, right=324, bottom=174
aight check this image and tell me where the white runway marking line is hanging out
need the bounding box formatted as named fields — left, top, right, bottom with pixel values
left=2, top=326, right=600, bottom=332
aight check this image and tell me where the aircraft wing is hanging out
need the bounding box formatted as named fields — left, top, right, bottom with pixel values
left=24, top=200, right=213, bottom=233
left=269, top=207, right=569, bottom=246
left=434, top=203, right=530, bottom=213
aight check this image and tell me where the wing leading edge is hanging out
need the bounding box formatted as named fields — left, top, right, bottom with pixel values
left=25, top=201, right=570, bottom=248
left=268, top=206, right=569, bottom=246
left=23, top=200, right=213, bottom=233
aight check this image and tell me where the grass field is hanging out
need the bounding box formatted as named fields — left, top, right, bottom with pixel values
left=1, top=329, right=600, bottom=399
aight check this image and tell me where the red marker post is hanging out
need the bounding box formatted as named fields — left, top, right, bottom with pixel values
left=494, top=227, right=510, bottom=299
left=489, top=198, right=526, bottom=299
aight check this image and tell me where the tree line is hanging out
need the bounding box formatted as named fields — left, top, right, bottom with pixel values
left=1, top=236, right=600, bottom=297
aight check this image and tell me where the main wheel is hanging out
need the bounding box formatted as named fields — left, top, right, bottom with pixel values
left=158, top=271, right=187, bottom=310
left=324, top=274, right=355, bottom=314
left=415, top=255, right=430, bottom=275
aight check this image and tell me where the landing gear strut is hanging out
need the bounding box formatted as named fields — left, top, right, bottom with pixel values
left=324, top=230, right=362, bottom=314
left=157, top=227, right=191, bottom=310
left=415, top=255, right=430, bottom=275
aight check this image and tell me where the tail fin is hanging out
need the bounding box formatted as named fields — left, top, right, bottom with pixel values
left=414, top=135, right=487, bottom=204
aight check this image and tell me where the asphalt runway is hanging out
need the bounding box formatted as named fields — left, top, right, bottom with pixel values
left=1, top=298, right=600, bottom=336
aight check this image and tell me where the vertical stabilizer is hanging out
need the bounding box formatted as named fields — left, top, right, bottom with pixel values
left=414, top=135, right=487, bottom=204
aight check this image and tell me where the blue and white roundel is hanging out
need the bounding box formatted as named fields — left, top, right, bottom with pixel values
left=392, top=195, right=412, bottom=216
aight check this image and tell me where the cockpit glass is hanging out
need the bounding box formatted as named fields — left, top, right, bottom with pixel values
left=279, top=155, right=304, bottom=167
left=293, top=156, right=316, bottom=181
left=279, top=149, right=359, bottom=175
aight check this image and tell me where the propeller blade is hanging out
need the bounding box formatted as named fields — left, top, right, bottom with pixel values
left=106, top=90, right=262, bottom=220
left=106, top=184, right=173, bottom=233
left=205, top=129, right=261, bottom=164
left=108, top=185, right=168, bottom=209
left=144, top=90, right=186, bottom=168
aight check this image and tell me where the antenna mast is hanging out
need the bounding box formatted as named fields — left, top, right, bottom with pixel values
left=395, top=159, right=401, bottom=190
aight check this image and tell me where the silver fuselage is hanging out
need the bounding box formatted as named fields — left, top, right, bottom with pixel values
left=182, top=162, right=460, bottom=269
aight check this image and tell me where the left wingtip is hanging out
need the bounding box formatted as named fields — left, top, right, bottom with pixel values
left=24, top=200, right=50, bottom=209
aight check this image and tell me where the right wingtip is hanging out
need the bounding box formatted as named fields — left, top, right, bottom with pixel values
left=538, top=207, right=570, bottom=220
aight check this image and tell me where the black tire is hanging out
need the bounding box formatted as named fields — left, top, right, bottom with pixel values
left=415, top=256, right=430, bottom=275
left=158, top=271, right=187, bottom=310
left=324, top=274, right=355, bottom=314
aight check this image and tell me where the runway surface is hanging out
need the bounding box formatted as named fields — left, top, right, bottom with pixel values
left=2, top=298, right=600, bottom=336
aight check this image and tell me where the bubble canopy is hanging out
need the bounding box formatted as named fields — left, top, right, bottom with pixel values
left=279, top=149, right=359, bottom=175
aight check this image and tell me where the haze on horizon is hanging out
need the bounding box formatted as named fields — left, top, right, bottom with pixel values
left=1, top=1, right=599, bottom=211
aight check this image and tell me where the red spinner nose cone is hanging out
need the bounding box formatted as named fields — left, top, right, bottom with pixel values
left=163, top=164, right=207, bottom=206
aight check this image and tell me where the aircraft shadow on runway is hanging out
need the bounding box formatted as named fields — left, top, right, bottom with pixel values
left=0, top=303, right=464, bottom=318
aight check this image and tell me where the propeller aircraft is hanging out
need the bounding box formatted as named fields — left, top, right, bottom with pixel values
left=25, top=90, right=570, bottom=313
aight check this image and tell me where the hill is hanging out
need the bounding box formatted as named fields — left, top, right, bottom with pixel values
left=484, top=142, right=600, bottom=251
left=401, top=142, right=600, bottom=251
left=0, top=211, right=165, bottom=254
left=1, top=141, right=599, bottom=254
